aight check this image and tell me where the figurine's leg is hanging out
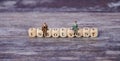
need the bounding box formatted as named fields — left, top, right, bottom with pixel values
left=45, top=31, right=47, bottom=37
left=43, top=31, right=45, bottom=37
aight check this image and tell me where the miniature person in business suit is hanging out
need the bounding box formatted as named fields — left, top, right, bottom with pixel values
left=72, top=21, right=79, bottom=36
left=42, top=22, right=48, bottom=37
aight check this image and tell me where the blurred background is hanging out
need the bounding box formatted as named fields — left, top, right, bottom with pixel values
left=0, top=0, right=120, bottom=12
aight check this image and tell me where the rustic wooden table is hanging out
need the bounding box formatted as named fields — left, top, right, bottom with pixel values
left=0, top=12, right=120, bottom=61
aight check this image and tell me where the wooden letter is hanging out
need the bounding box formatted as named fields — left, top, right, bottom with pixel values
left=37, top=28, right=43, bottom=37
left=75, top=28, right=83, bottom=37
left=52, top=28, right=60, bottom=38
left=83, top=27, right=90, bottom=37
left=67, top=28, right=74, bottom=38
left=90, top=28, right=98, bottom=37
left=28, top=28, right=37, bottom=37
left=46, top=28, right=52, bottom=37
left=60, top=28, right=67, bottom=37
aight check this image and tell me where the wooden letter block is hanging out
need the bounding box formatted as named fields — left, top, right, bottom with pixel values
left=37, top=28, right=43, bottom=37
left=90, top=28, right=98, bottom=37
left=67, top=28, right=74, bottom=38
left=52, top=28, right=60, bottom=38
left=46, top=28, right=52, bottom=37
left=60, top=28, right=67, bottom=37
left=75, top=28, right=83, bottom=37
left=83, top=27, right=90, bottom=37
left=28, top=28, right=37, bottom=37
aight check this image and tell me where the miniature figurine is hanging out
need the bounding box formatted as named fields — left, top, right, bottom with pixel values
left=72, top=21, right=79, bottom=36
left=42, top=22, right=48, bottom=37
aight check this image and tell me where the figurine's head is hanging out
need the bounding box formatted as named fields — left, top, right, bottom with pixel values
left=44, top=22, right=46, bottom=24
left=75, top=21, right=77, bottom=23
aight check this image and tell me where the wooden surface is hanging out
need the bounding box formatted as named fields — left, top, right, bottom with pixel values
left=0, top=12, right=120, bottom=61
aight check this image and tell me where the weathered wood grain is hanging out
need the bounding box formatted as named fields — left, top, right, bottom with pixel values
left=0, top=12, right=120, bottom=61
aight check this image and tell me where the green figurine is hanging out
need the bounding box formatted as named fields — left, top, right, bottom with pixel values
left=72, top=21, right=79, bottom=35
